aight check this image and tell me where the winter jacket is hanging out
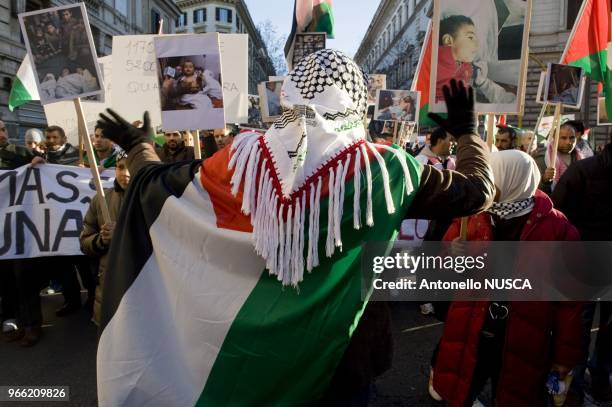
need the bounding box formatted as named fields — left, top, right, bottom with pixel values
left=0, top=143, right=36, bottom=169
left=157, top=143, right=195, bottom=163
left=79, top=181, right=126, bottom=325
left=45, top=143, right=80, bottom=166
left=532, top=146, right=581, bottom=195
left=433, top=190, right=584, bottom=407
left=551, top=143, right=612, bottom=240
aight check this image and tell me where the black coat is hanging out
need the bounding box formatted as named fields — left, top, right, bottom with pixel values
left=552, top=143, right=612, bottom=240
left=0, top=143, right=35, bottom=169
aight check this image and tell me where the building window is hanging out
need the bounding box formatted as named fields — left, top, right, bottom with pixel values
left=216, top=7, right=232, bottom=23
left=151, top=8, right=161, bottom=33
left=176, top=12, right=187, bottom=27
left=115, top=0, right=127, bottom=16
left=398, top=6, right=403, bottom=27
left=194, top=8, right=206, bottom=24
left=407, top=0, right=414, bottom=18
left=236, top=15, right=241, bottom=31
left=566, top=0, right=581, bottom=30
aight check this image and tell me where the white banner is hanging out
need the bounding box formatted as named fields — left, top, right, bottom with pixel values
left=43, top=55, right=113, bottom=146
left=0, top=164, right=114, bottom=260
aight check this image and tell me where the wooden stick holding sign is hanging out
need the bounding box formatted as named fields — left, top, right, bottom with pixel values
left=548, top=102, right=563, bottom=168
left=158, top=19, right=164, bottom=35
left=486, top=114, right=495, bottom=151
left=74, top=98, right=111, bottom=224
left=193, top=130, right=202, bottom=159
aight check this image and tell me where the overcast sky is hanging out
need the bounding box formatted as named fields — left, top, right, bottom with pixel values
left=243, top=0, right=381, bottom=58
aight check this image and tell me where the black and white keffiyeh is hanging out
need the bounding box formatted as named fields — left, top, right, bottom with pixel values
left=487, top=197, right=535, bottom=219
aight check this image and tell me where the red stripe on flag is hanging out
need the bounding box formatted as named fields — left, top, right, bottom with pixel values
left=561, top=0, right=610, bottom=64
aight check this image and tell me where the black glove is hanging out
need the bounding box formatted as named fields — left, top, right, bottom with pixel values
left=96, top=109, right=151, bottom=153
left=428, top=79, right=476, bottom=139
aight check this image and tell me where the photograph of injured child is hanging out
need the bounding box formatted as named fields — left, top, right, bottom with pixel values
left=19, top=3, right=103, bottom=104
left=544, top=63, right=585, bottom=108
left=154, top=34, right=225, bottom=131
left=430, top=0, right=532, bottom=114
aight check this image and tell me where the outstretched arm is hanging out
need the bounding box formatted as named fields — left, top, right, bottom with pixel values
left=406, top=80, right=495, bottom=219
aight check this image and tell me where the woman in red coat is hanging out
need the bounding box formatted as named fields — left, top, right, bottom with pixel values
left=431, top=150, right=584, bottom=407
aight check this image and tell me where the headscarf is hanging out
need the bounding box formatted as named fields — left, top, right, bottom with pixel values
left=228, top=49, right=414, bottom=285
left=488, top=150, right=540, bottom=219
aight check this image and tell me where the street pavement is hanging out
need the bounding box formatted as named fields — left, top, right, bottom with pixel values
left=0, top=295, right=609, bottom=406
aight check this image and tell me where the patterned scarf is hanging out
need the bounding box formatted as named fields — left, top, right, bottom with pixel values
left=227, top=49, right=417, bottom=285
left=487, top=196, right=534, bottom=220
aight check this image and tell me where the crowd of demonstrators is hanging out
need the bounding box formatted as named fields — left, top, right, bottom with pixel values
left=0, top=50, right=610, bottom=404
left=366, top=96, right=610, bottom=404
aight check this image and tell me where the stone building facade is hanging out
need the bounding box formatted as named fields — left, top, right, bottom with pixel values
left=0, top=0, right=181, bottom=143
left=175, top=0, right=276, bottom=94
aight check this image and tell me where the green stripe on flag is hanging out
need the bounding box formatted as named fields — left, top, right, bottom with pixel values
left=197, top=148, right=422, bottom=406
left=310, top=2, right=334, bottom=38
left=569, top=50, right=612, bottom=119
left=8, top=77, right=33, bottom=112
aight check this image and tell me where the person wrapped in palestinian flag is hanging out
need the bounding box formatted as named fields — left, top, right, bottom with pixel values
left=95, top=50, right=494, bottom=406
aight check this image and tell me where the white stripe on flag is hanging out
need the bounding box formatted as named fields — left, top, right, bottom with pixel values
left=97, top=178, right=265, bottom=406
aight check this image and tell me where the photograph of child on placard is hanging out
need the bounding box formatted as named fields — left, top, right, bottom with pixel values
left=154, top=34, right=225, bottom=131
left=431, top=0, right=532, bottom=114
left=374, top=90, right=419, bottom=123
left=19, top=3, right=103, bottom=104
left=258, top=80, right=284, bottom=122
left=544, top=63, right=584, bottom=108
left=367, top=74, right=386, bottom=105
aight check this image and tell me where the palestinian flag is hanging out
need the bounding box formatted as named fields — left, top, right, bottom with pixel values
left=412, top=21, right=438, bottom=127
left=561, top=0, right=612, bottom=118
left=284, top=0, right=335, bottom=66
left=97, top=133, right=421, bottom=405
left=8, top=55, right=39, bottom=111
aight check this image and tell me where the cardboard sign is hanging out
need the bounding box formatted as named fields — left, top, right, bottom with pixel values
left=43, top=55, right=112, bottom=146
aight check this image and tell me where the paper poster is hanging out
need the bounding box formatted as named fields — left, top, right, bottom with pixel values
left=43, top=55, right=112, bottom=146
left=19, top=3, right=103, bottom=104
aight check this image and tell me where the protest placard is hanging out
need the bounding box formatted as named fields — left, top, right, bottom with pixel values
left=219, top=34, right=248, bottom=124
left=258, top=80, right=284, bottom=122
left=367, top=74, right=386, bottom=106
left=597, top=97, right=611, bottom=126
left=43, top=55, right=112, bottom=146
left=292, top=32, right=326, bottom=67
left=112, top=35, right=163, bottom=129
left=19, top=3, right=103, bottom=104
left=374, top=90, right=420, bottom=123
left=543, top=63, right=586, bottom=109
left=0, top=164, right=114, bottom=259
left=154, top=33, right=225, bottom=131
left=430, top=0, right=532, bottom=114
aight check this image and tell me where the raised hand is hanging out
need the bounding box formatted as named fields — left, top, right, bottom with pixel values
left=96, top=109, right=151, bottom=153
left=428, top=79, right=477, bottom=140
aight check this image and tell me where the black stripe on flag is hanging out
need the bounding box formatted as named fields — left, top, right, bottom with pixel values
left=99, top=160, right=202, bottom=333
